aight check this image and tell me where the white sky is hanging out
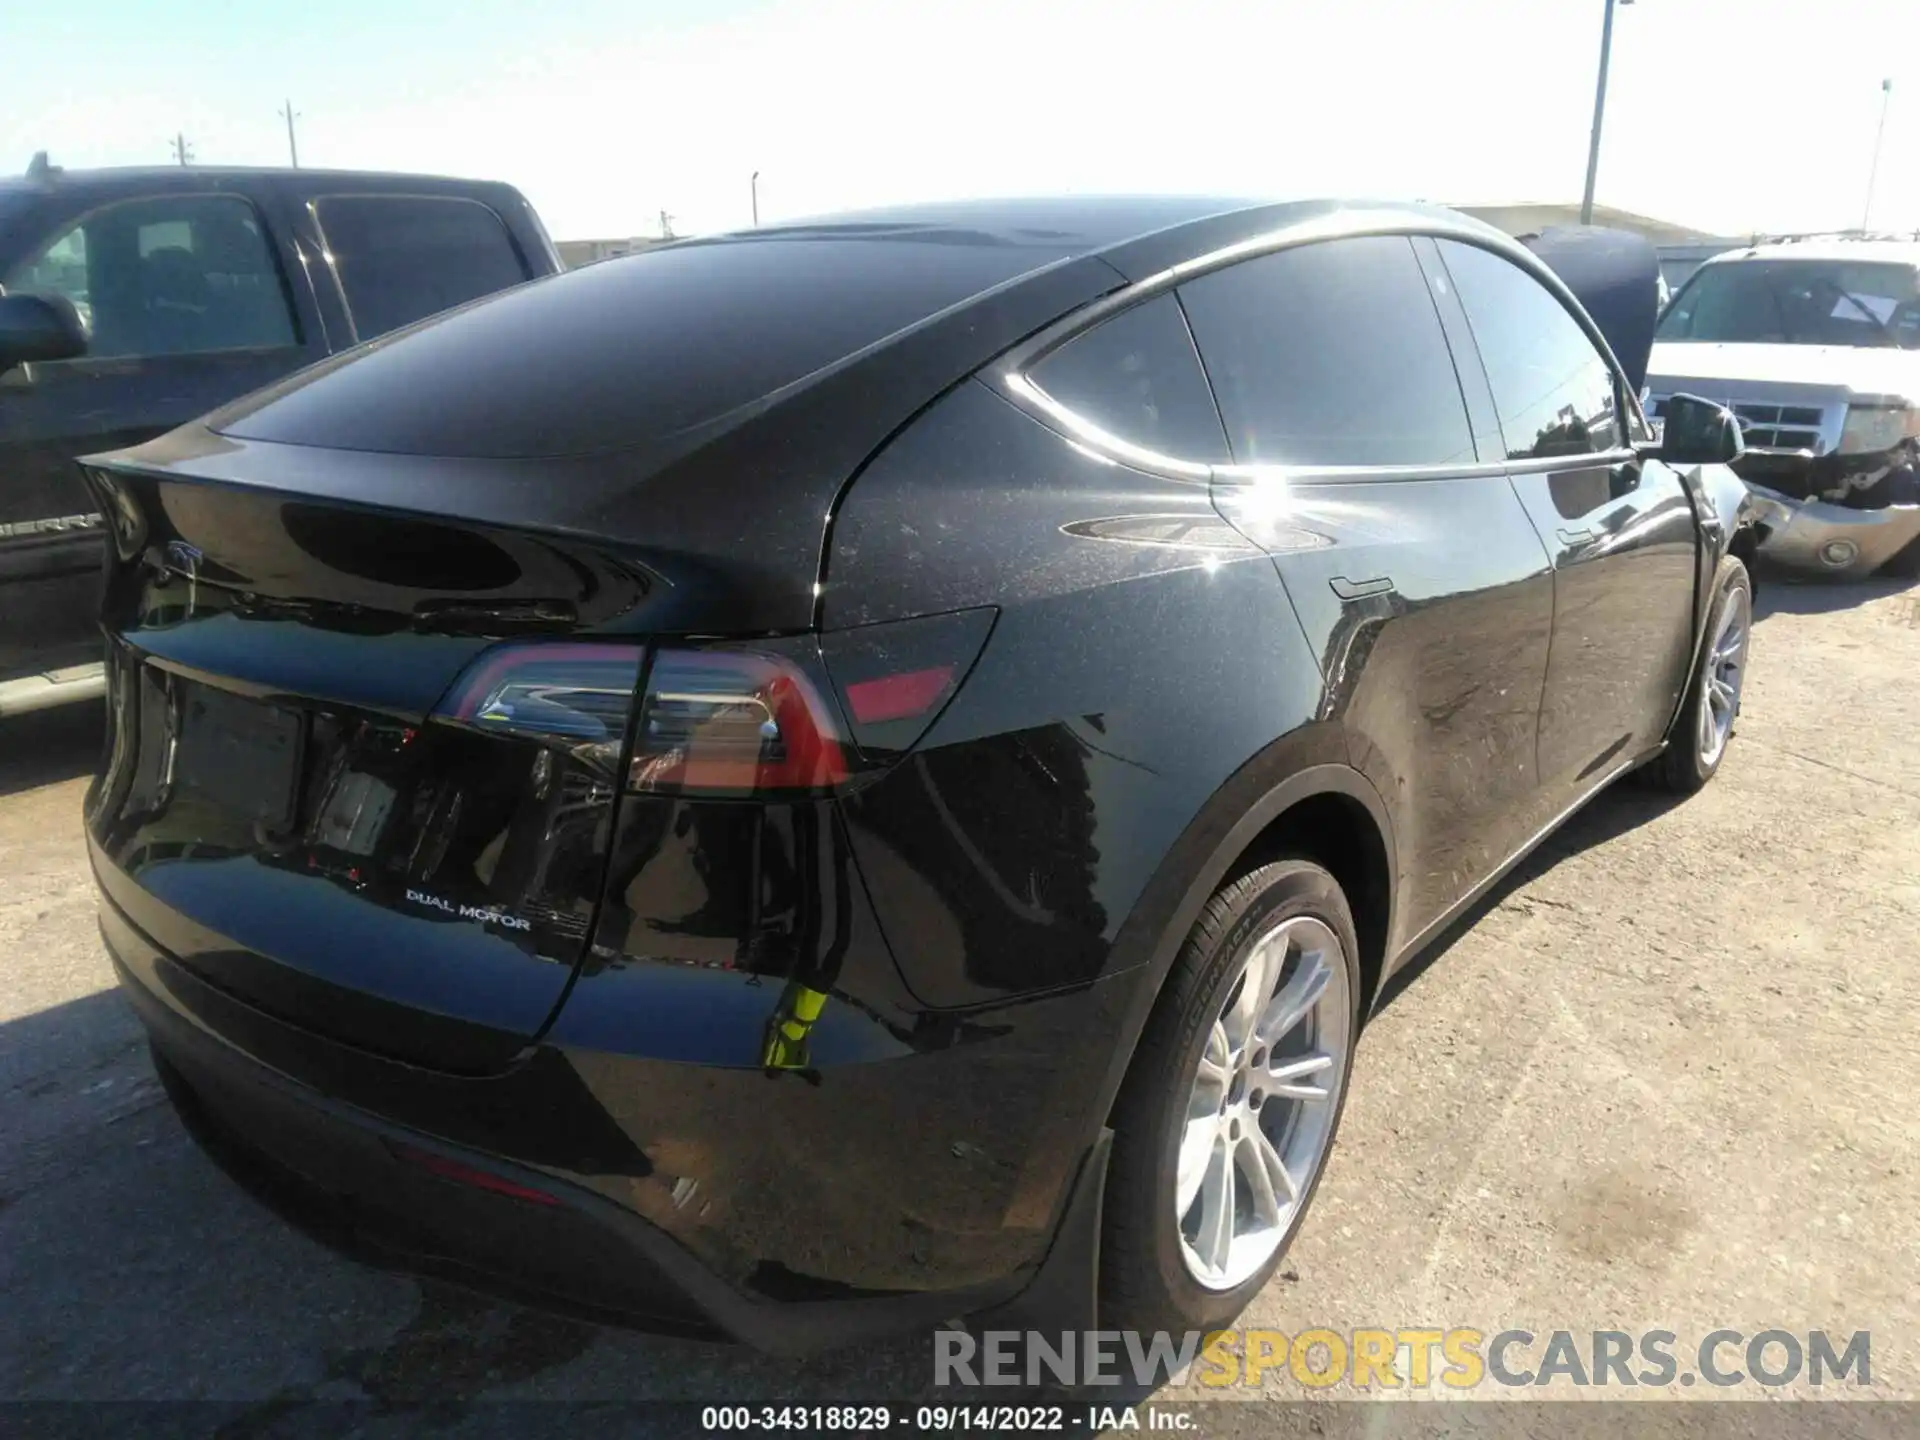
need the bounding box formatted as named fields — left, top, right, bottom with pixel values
left=5, top=0, right=1916, bottom=241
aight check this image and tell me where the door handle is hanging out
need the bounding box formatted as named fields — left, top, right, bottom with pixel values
left=1557, top=527, right=1596, bottom=547
left=1329, top=575, right=1395, bottom=601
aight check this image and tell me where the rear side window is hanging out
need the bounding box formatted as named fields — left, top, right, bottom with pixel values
left=316, top=195, right=530, bottom=341
left=1440, top=239, right=1621, bottom=460
left=1026, top=293, right=1229, bottom=464
left=1176, top=235, right=1475, bottom=469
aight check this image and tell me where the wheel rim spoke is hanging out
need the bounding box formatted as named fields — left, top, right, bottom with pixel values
left=1238, top=1131, right=1280, bottom=1227
left=1266, top=1050, right=1335, bottom=1100
left=1243, top=1124, right=1298, bottom=1227
left=1175, top=1113, right=1219, bottom=1215
left=1193, top=1132, right=1235, bottom=1274
left=1259, top=950, right=1328, bottom=1045
left=1223, top=934, right=1277, bottom=1051
left=1193, top=1023, right=1231, bottom=1095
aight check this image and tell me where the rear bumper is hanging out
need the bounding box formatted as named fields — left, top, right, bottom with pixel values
left=133, top=958, right=730, bottom=1341
left=100, top=870, right=1115, bottom=1353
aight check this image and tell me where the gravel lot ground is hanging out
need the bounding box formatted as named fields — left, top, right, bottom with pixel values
left=2, top=572, right=1915, bottom=1437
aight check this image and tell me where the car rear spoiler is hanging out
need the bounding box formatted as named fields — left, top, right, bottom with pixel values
left=1518, top=226, right=1660, bottom=396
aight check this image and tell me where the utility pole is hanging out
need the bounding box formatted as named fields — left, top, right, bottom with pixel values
left=279, top=100, right=301, bottom=168
left=1863, top=79, right=1892, bottom=233
left=751, top=170, right=760, bottom=226
left=169, top=132, right=194, bottom=166
left=659, top=208, right=676, bottom=240
left=1579, top=0, right=1634, bottom=226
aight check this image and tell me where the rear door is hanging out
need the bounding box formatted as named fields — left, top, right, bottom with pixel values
left=1187, top=235, right=1558, bottom=942
left=309, top=194, right=537, bottom=344
left=1432, top=238, right=1698, bottom=799
left=0, top=191, right=319, bottom=680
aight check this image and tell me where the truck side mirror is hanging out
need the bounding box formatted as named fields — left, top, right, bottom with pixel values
left=0, top=292, right=87, bottom=374
left=1658, top=393, right=1744, bottom=466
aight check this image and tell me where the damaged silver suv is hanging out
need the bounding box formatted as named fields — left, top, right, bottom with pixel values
left=1646, top=238, right=1920, bottom=578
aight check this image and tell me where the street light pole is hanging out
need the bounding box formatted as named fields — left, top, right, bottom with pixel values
left=751, top=170, right=760, bottom=226
left=1862, top=79, right=1892, bottom=232
left=279, top=100, right=301, bottom=169
left=1580, top=0, right=1632, bottom=226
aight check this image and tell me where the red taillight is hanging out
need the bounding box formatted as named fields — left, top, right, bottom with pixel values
left=429, top=608, right=996, bottom=797
left=629, top=648, right=850, bottom=797
left=818, top=607, right=996, bottom=760
left=843, top=665, right=955, bottom=725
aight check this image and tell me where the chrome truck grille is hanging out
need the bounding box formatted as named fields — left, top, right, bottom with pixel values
left=1646, top=396, right=1833, bottom=453
left=1730, top=402, right=1825, bottom=452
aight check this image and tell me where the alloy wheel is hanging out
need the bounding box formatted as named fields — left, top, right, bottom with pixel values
left=1698, top=584, right=1750, bottom=769
left=1174, top=914, right=1351, bottom=1290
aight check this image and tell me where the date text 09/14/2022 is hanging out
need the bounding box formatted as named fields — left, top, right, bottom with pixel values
left=699, top=1405, right=1193, bottom=1431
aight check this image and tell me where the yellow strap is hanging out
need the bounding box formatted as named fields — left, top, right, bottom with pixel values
left=792, top=986, right=828, bottom=1022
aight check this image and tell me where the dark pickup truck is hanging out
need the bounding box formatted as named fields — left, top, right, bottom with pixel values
left=0, top=158, right=560, bottom=717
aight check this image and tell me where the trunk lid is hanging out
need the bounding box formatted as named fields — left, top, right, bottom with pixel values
left=84, top=465, right=653, bottom=1072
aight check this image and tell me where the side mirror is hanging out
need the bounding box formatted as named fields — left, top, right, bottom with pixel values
left=1657, top=392, right=1744, bottom=466
left=0, top=292, right=87, bottom=374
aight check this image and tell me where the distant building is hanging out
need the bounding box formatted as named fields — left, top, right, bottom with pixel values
left=555, top=236, right=670, bottom=269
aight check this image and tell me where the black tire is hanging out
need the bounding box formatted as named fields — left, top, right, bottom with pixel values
left=1100, top=858, right=1362, bottom=1336
left=1655, top=556, right=1752, bottom=794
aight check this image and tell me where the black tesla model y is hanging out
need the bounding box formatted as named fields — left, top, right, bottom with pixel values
left=84, top=198, right=1759, bottom=1348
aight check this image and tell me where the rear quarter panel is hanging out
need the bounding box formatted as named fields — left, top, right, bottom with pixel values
left=823, top=379, right=1334, bottom=1012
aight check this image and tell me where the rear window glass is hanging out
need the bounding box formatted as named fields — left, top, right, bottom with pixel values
left=317, top=195, right=530, bottom=341
left=1027, top=294, right=1228, bottom=464
left=221, top=234, right=1081, bottom=458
